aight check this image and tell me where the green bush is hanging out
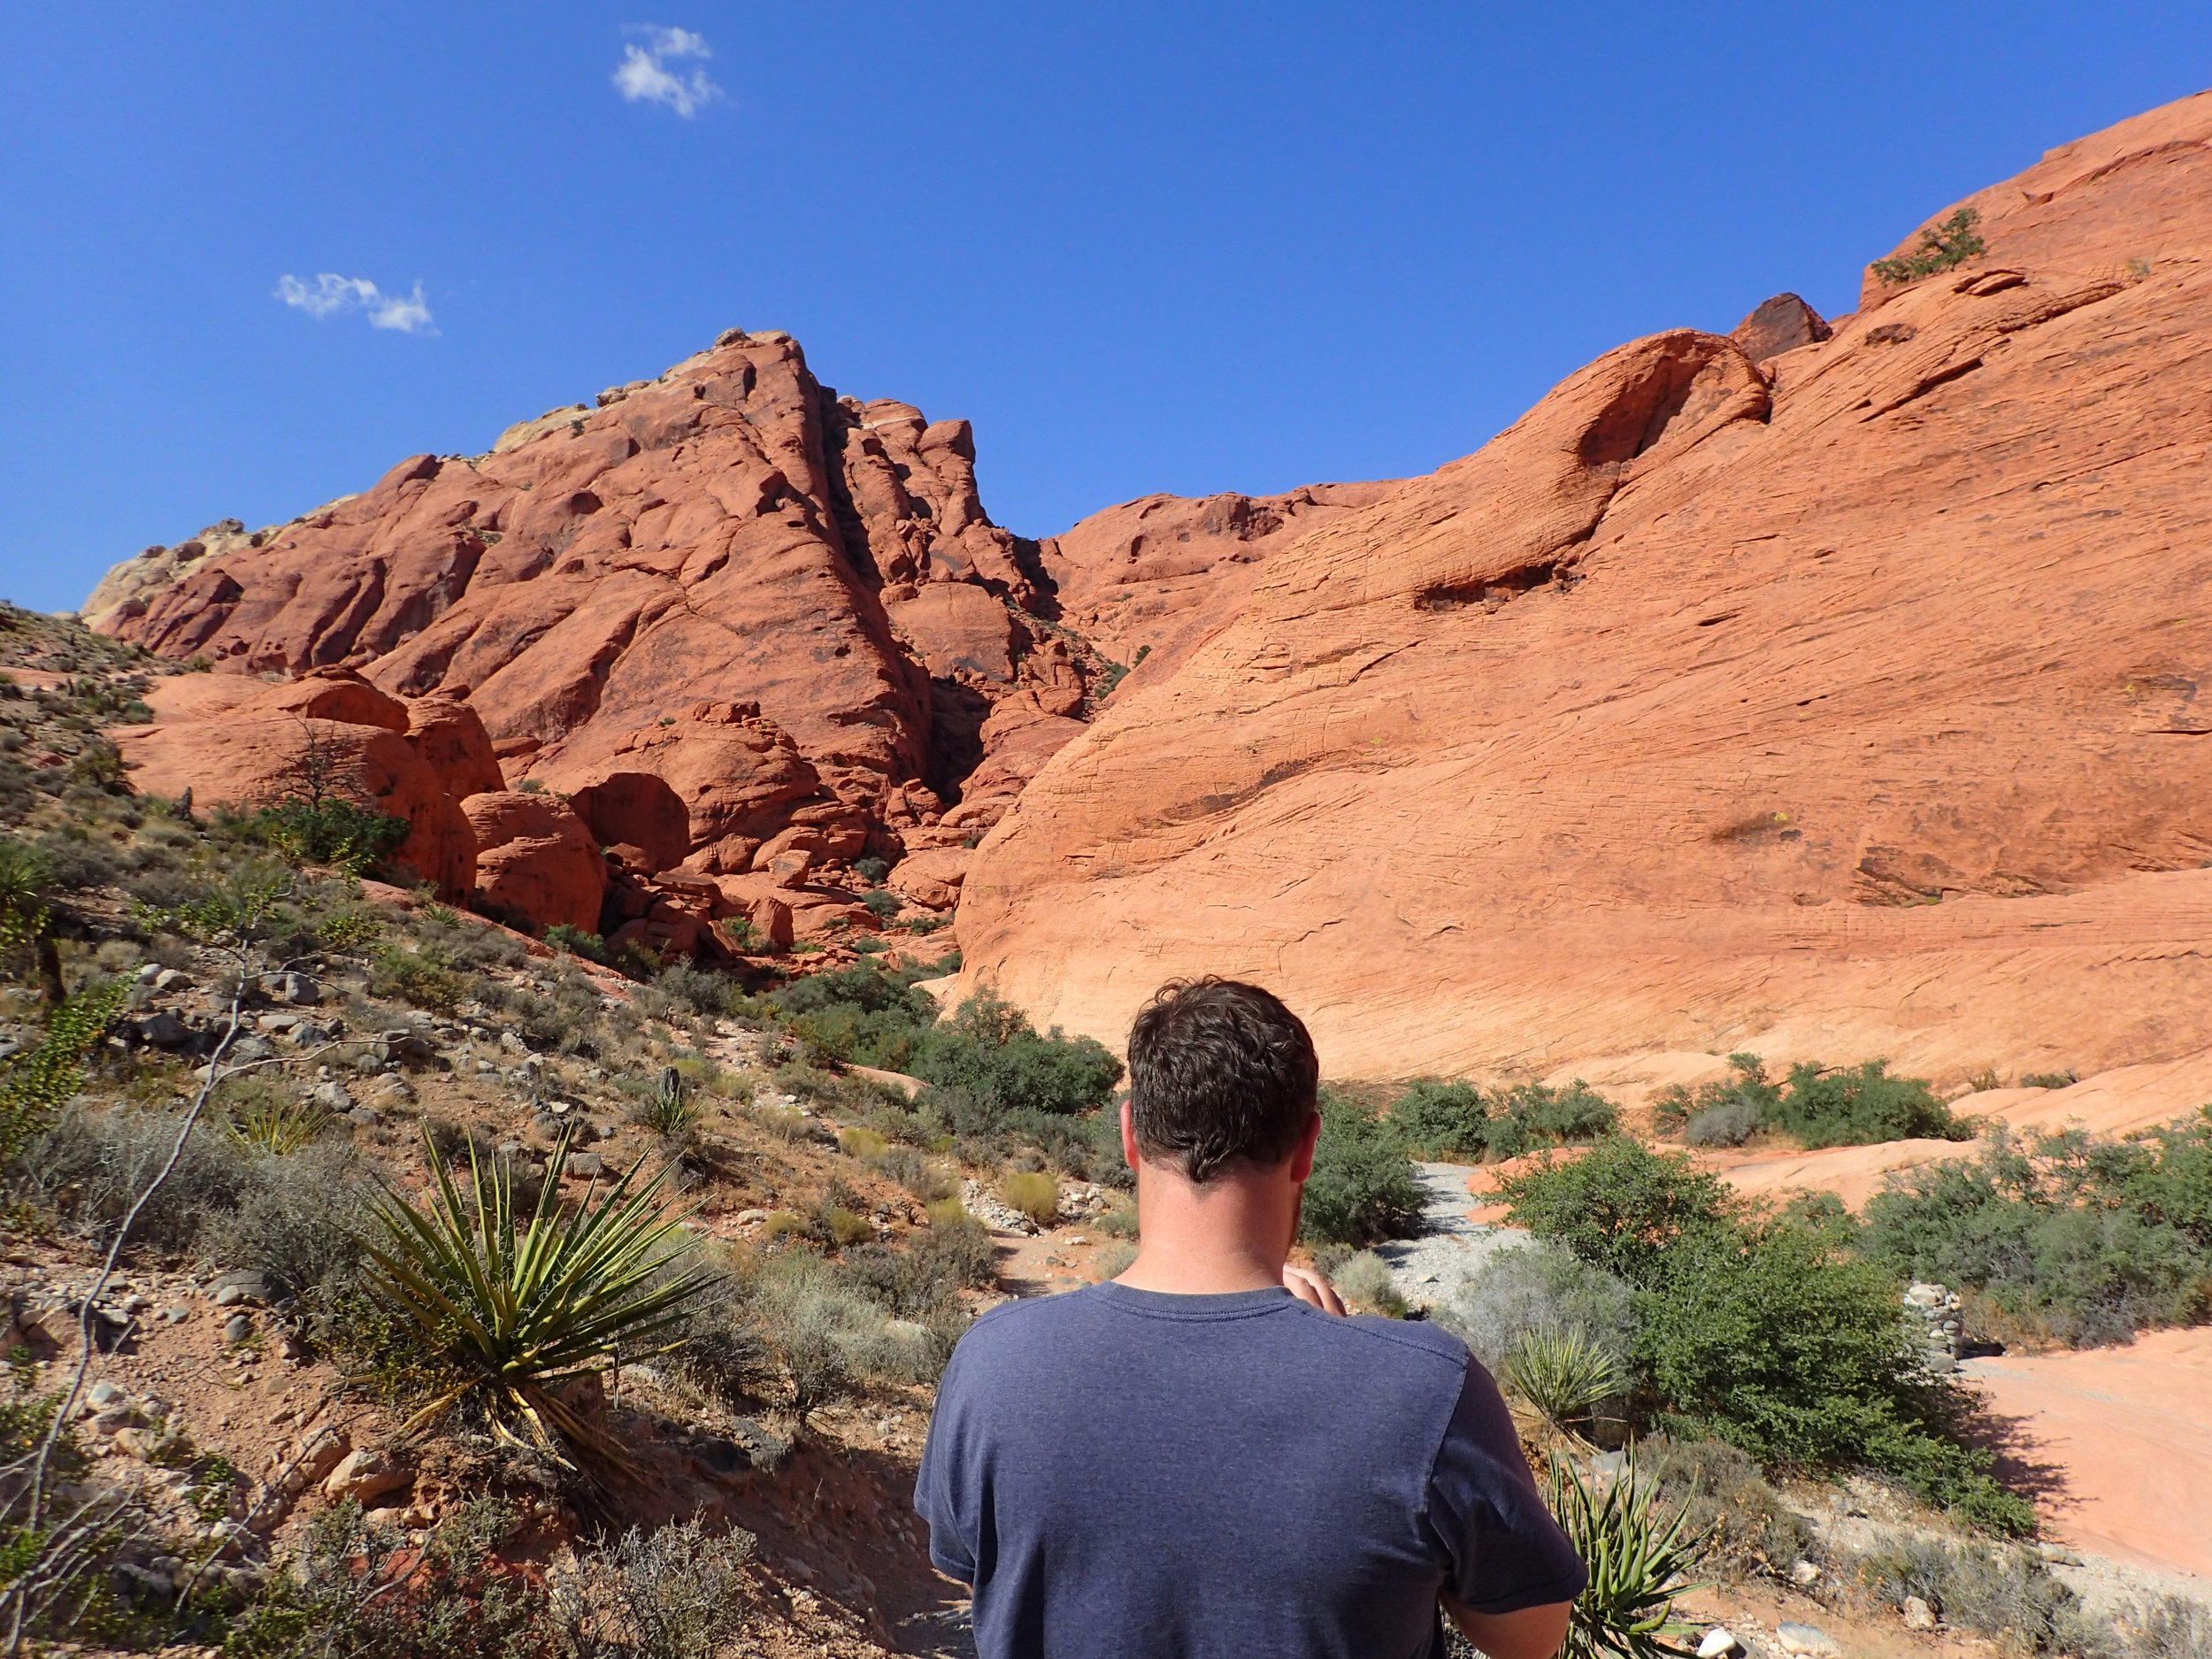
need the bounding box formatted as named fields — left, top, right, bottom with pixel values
left=1492, top=1139, right=1735, bottom=1288
left=1769, top=1059, right=1970, bottom=1148
left=1863, top=1116, right=2212, bottom=1347
left=912, top=992, right=1125, bottom=1117
left=0, top=979, right=127, bottom=1164
left=1870, top=207, right=1986, bottom=285
left=774, top=964, right=938, bottom=1071
left=1332, top=1250, right=1408, bottom=1317
left=1300, top=1096, right=1422, bottom=1246
left=1387, top=1079, right=1488, bottom=1159
left=1657, top=1053, right=1966, bottom=1149
left=1486, top=1080, right=1620, bottom=1160
left=234, top=796, right=411, bottom=873
left=1636, top=1436, right=1813, bottom=1576
left=1497, top=1138, right=2032, bottom=1531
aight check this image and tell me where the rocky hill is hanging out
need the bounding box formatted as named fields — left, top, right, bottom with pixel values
left=87, top=332, right=1361, bottom=964
left=947, top=90, right=2212, bottom=1087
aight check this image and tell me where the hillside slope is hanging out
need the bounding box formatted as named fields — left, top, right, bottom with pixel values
left=949, top=91, right=2212, bottom=1084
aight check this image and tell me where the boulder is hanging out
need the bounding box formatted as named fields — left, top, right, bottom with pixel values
left=1729, top=292, right=1832, bottom=361
left=323, top=1446, right=410, bottom=1505
left=464, top=791, right=606, bottom=934
left=887, top=847, right=972, bottom=910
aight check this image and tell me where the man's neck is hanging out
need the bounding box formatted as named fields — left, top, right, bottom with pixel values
left=1112, top=1160, right=1299, bottom=1294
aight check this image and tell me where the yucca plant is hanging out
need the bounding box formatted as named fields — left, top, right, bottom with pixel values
left=1505, top=1327, right=1626, bottom=1433
left=224, top=1092, right=330, bottom=1155
left=1548, top=1452, right=1710, bottom=1659
left=632, top=1067, right=700, bottom=1141
left=362, top=1126, right=711, bottom=1471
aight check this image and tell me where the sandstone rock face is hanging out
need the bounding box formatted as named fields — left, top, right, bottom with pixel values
left=1034, top=483, right=1401, bottom=696
left=114, top=669, right=494, bottom=898
left=1729, top=293, right=1832, bottom=362
left=952, top=91, right=2212, bottom=1087
left=93, top=334, right=1108, bottom=889
left=463, top=792, right=607, bottom=934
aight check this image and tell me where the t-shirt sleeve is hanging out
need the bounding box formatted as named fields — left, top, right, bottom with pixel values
left=1424, top=1357, right=1589, bottom=1614
left=913, top=1350, right=978, bottom=1584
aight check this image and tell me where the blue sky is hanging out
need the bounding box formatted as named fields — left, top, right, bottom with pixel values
left=4, top=4, right=2208, bottom=613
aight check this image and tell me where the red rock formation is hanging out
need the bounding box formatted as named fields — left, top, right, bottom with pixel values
left=950, top=91, right=2212, bottom=1086
left=95, top=333, right=1102, bottom=889
left=114, top=669, right=495, bottom=899
left=463, top=792, right=606, bottom=934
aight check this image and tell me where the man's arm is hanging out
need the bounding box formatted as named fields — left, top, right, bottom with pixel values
left=1440, top=1592, right=1573, bottom=1659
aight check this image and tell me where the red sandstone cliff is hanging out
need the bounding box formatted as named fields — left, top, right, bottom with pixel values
left=948, top=92, right=2212, bottom=1084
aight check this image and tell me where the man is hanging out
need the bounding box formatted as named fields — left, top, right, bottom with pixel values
left=916, top=978, right=1586, bottom=1658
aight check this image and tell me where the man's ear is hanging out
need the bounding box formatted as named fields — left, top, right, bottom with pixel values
left=1120, top=1097, right=1141, bottom=1172
left=1287, top=1109, right=1321, bottom=1184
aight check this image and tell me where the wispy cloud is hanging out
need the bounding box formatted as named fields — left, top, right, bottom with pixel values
left=614, top=25, right=722, bottom=118
left=275, top=273, right=437, bottom=334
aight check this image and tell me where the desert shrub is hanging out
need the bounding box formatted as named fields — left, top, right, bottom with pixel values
left=557, top=1515, right=755, bottom=1659
left=1870, top=206, right=1986, bottom=285
left=1094, top=1205, right=1138, bottom=1239
left=1386, top=1079, right=1488, bottom=1159
left=1850, top=1533, right=2088, bottom=1652
left=1658, top=1053, right=1967, bottom=1148
left=1770, top=1059, right=1969, bottom=1148
left=839, top=1210, right=996, bottom=1318
left=2020, top=1071, right=2078, bottom=1091
left=914, top=1083, right=1129, bottom=1187
left=631, top=1069, right=700, bottom=1142
left=1504, top=1328, right=1625, bottom=1432
left=1499, top=1139, right=2032, bottom=1531
left=1684, top=1102, right=1760, bottom=1148
left=0, top=979, right=128, bottom=1164
left=225, top=1499, right=557, bottom=1659
left=655, top=962, right=738, bottom=1018
left=1485, top=1079, right=1620, bottom=1160
left=1436, top=1238, right=1640, bottom=1375
left=769, top=963, right=938, bottom=1071
left=543, top=923, right=604, bottom=963
left=2112, top=1594, right=2212, bottom=1659
left=1331, top=1250, right=1406, bottom=1316
left=370, top=946, right=467, bottom=1017
left=861, top=888, right=901, bottom=920
left=22, top=1104, right=257, bottom=1252
left=1300, top=1095, right=1422, bottom=1246
left=1002, top=1170, right=1060, bottom=1226
left=740, top=1248, right=952, bottom=1412
left=216, top=1075, right=329, bottom=1155
left=1637, top=1435, right=1813, bottom=1574
left=1637, top=1210, right=2030, bottom=1531
left=1863, top=1116, right=2212, bottom=1346
left=869, top=1144, right=957, bottom=1202
left=912, top=991, right=1124, bottom=1117
left=196, top=1142, right=378, bottom=1307
left=1491, top=1138, right=1736, bottom=1288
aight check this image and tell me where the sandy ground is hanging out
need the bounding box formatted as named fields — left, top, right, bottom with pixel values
left=1962, top=1327, right=2212, bottom=1583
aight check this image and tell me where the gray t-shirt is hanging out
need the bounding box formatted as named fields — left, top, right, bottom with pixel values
left=915, top=1282, right=1586, bottom=1659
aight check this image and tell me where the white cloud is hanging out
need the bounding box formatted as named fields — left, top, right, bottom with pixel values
left=614, top=25, right=722, bottom=118
left=275, top=273, right=437, bottom=335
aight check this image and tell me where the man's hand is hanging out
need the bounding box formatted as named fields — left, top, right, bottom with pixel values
left=1283, top=1263, right=1348, bottom=1315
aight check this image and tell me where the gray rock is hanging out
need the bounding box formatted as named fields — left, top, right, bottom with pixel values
left=309, top=1080, right=355, bottom=1113
left=87, top=1380, right=127, bottom=1409
left=210, top=1270, right=273, bottom=1306
left=159, top=1306, right=190, bottom=1325
left=134, top=1012, right=191, bottom=1048
left=257, top=972, right=321, bottom=1007
left=1901, top=1596, right=1936, bottom=1631
left=152, top=968, right=192, bottom=993
left=1776, top=1624, right=1839, bottom=1657
left=347, top=1107, right=382, bottom=1128
left=134, top=964, right=162, bottom=985
left=228, top=1035, right=274, bottom=1063
left=564, top=1153, right=605, bottom=1180
left=257, top=1013, right=302, bottom=1033
left=1789, top=1559, right=1822, bottom=1588
left=1697, top=1629, right=1745, bottom=1659
left=222, top=1313, right=253, bottom=1344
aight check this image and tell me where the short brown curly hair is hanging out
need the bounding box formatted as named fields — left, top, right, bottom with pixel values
left=1125, top=978, right=1318, bottom=1183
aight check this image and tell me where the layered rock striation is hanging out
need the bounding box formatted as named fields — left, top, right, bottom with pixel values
left=949, top=92, right=2212, bottom=1083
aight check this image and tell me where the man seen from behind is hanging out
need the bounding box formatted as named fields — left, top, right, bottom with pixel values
left=915, top=977, right=1586, bottom=1657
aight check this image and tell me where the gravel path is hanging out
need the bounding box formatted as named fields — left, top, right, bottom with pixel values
left=1370, top=1162, right=1528, bottom=1312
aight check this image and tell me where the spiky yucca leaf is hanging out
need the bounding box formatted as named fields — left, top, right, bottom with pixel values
left=1506, top=1327, right=1626, bottom=1431
left=362, top=1125, right=710, bottom=1470
left=224, top=1093, right=329, bottom=1155
left=1548, top=1453, right=1710, bottom=1659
